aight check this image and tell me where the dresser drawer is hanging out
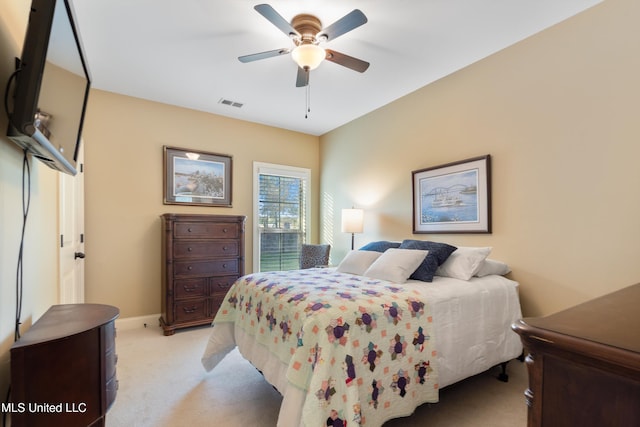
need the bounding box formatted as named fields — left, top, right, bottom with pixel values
left=105, top=349, right=117, bottom=380
left=173, top=240, right=239, bottom=259
left=174, top=259, right=239, bottom=277
left=103, top=321, right=116, bottom=353
left=106, top=375, right=118, bottom=409
left=175, top=300, right=210, bottom=323
left=174, top=222, right=240, bottom=239
left=210, top=294, right=226, bottom=316
left=174, top=278, right=207, bottom=299
left=210, top=275, right=238, bottom=296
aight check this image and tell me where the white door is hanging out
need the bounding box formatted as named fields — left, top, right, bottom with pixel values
left=59, top=143, right=85, bottom=304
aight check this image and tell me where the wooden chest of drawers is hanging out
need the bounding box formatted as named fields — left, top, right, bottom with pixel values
left=160, top=213, right=245, bottom=335
left=512, top=283, right=640, bottom=427
left=10, top=304, right=119, bottom=427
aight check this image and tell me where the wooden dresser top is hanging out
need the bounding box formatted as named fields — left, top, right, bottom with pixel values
left=521, top=283, right=640, bottom=354
left=11, top=303, right=119, bottom=348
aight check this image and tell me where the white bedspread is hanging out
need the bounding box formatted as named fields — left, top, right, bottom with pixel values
left=202, top=273, right=523, bottom=427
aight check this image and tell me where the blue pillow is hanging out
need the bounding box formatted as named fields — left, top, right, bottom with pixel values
left=358, top=241, right=401, bottom=253
left=398, top=240, right=457, bottom=282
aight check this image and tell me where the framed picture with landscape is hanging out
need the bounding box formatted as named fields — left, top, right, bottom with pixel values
left=163, top=146, right=232, bottom=207
left=412, top=155, right=491, bottom=234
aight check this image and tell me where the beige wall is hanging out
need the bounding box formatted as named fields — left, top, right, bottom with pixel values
left=82, top=91, right=319, bottom=318
left=0, top=0, right=61, bottom=399
left=320, top=0, right=640, bottom=317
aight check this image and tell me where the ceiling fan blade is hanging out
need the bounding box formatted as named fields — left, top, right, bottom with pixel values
left=238, top=48, right=291, bottom=63
left=317, top=9, right=367, bottom=42
left=325, top=49, right=370, bottom=73
left=296, top=67, right=309, bottom=87
left=254, top=4, right=300, bottom=39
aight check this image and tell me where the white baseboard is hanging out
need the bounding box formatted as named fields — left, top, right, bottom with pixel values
left=115, top=313, right=161, bottom=331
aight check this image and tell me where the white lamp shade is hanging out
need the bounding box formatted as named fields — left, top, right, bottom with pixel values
left=341, top=208, right=364, bottom=233
left=291, top=44, right=326, bottom=70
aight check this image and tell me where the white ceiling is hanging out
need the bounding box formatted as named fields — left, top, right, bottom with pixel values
left=71, top=0, right=601, bottom=136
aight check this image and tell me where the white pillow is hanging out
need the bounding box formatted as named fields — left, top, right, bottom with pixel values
left=475, top=259, right=511, bottom=277
left=435, top=247, right=492, bottom=280
left=363, top=248, right=428, bottom=283
left=336, top=250, right=382, bottom=275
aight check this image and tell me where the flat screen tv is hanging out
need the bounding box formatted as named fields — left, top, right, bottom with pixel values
left=7, top=0, right=91, bottom=176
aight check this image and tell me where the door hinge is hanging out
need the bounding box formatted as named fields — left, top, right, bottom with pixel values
left=60, top=234, right=64, bottom=248
left=80, top=233, right=84, bottom=243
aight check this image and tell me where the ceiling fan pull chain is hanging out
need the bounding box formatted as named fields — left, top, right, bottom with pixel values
left=305, top=73, right=311, bottom=119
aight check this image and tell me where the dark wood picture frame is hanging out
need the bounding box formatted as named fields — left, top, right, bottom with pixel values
left=163, top=146, right=232, bottom=207
left=412, top=155, right=491, bottom=234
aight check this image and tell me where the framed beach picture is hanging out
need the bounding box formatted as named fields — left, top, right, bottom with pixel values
left=163, top=146, right=232, bottom=207
left=412, top=155, right=491, bottom=234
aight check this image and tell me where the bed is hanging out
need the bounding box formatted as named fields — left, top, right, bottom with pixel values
left=201, top=244, right=523, bottom=427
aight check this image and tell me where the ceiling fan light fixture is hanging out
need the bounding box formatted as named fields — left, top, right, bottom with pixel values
left=291, top=44, right=325, bottom=70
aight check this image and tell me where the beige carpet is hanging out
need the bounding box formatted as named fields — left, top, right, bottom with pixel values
left=106, top=325, right=527, bottom=427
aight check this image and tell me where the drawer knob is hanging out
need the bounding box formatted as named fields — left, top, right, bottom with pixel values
left=188, top=247, right=193, bottom=252
left=222, top=263, right=227, bottom=269
left=188, top=228, right=192, bottom=232
left=187, top=266, right=193, bottom=271
left=222, top=246, right=228, bottom=251
left=223, top=228, right=228, bottom=233
left=183, top=306, right=197, bottom=314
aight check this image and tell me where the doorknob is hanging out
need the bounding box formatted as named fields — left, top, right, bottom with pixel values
left=74, top=252, right=85, bottom=259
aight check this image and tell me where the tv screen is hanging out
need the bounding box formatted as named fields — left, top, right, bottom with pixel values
left=7, top=0, right=91, bottom=176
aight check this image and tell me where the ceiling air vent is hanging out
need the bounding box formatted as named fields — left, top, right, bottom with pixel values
left=218, top=98, right=244, bottom=108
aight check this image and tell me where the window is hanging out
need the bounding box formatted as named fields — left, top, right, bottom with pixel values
left=253, top=162, right=310, bottom=272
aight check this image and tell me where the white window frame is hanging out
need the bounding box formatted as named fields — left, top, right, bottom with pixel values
left=253, top=162, right=311, bottom=272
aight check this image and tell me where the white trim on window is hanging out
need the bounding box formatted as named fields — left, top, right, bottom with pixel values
left=253, top=162, right=311, bottom=272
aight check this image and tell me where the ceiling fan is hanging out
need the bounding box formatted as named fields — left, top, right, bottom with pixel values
left=239, top=4, right=370, bottom=88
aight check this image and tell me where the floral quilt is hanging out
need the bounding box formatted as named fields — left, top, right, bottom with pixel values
left=213, top=268, right=439, bottom=427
